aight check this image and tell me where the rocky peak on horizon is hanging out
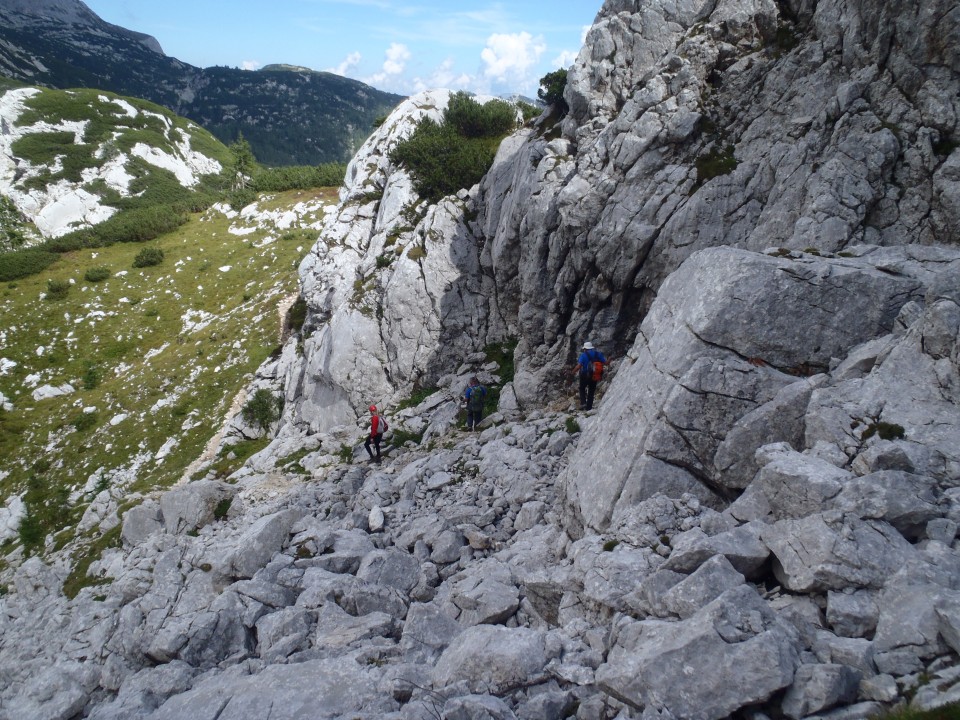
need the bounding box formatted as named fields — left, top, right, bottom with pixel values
left=0, top=0, right=164, bottom=54
left=0, top=0, right=403, bottom=165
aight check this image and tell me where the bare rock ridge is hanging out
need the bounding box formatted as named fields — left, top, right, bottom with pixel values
left=2, top=0, right=960, bottom=719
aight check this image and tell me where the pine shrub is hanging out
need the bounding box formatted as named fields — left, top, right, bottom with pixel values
left=84, top=266, right=111, bottom=283
left=0, top=249, right=59, bottom=281
left=132, top=246, right=164, bottom=268
left=45, top=278, right=70, bottom=300
left=241, top=389, right=283, bottom=431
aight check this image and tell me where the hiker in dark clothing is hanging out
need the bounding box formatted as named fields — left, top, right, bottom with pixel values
left=365, top=404, right=387, bottom=463
left=575, top=341, right=607, bottom=411
left=463, top=377, right=487, bottom=430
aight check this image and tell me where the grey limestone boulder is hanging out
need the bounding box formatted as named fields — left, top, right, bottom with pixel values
left=6, top=661, right=100, bottom=720
left=439, top=560, right=521, bottom=626
left=121, top=500, right=163, bottom=547
left=159, top=481, right=235, bottom=535
left=254, top=607, right=314, bottom=661
left=313, top=602, right=399, bottom=649
left=826, top=589, right=880, bottom=639
left=761, top=514, right=916, bottom=593
left=220, top=509, right=301, bottom=579
left=86, top=661, right=196, bottom=720
left=596, top=585, right=801, bottom=719
left=755, top=446, right=850, bottom=520
left=661, top=554, right=746, bottom=619
left=714, top=378, right=822, bottom=491
left=781, top=663, right=861, bottom=719
left=664, top=522, right=770, bottom=578
left=295, top=567, right=408, bottom=619
left=442, top=694, right=517, bottom=720
left=833, top=470, right=941, bottom=540
left=146, top=657, right=396, bottom=719
left=433, top=625, right=560, bottom=694
left=303, top=528, right=376, bottom=574
left=400, top=602, right=463, bottom=663
left=356, top=548, right=421, bottom=594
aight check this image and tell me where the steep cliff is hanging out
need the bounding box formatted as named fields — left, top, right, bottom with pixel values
left=290, top=0, right=959, bottom=426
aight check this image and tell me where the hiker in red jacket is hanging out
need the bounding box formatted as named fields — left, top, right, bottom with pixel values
left=574, top=341, right=607, bottom=411
left=365, top=405, right=388, bottom=463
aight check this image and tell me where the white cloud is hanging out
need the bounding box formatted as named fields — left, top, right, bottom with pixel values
left=382, top=43, right=411, bottom=75
left=480, top=31, right=546, bottom=92
left=551, top=50, right=579, bottom=69
left=241, top=60, right=261, bottom=71
left=411, top=58, right=473, bottom=94
left=329, top=51, right=362, bottom=76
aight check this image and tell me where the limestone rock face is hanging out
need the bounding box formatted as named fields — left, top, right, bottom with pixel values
left=287, top=89, right=500, bottom=435
left=561, top=246, right=926, bottom=532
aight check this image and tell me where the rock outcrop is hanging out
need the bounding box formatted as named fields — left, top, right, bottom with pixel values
left=2, top=0, right=960, bottom=718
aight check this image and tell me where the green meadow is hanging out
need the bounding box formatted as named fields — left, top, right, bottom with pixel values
left=0, top=188, right=334, bottom=557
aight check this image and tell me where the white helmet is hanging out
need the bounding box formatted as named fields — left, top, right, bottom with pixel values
left=583, top=341, right=594, bottom=350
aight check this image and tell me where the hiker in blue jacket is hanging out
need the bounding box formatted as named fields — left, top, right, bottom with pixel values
left=574, top=341, right=607, bottom=411
left=463, top=376, right=487, bottom=430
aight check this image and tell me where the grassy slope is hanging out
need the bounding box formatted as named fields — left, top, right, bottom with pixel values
left=0, top=188, right=333, bottom=561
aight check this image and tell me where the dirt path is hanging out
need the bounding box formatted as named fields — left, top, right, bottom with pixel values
left=176, top=386, right=249, bottom=486
left=175, top=291, right=300, bottom=486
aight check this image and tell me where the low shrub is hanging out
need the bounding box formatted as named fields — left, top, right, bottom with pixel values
left=132, top=246, right=164, bottom=268
left=84, top=266, right=111, bottom=283
left=46, top=278, right=70, bottom=300
left=82, top=363, right=103, bottom=390
left=695, top=144, right=737, bottom=186
left=389, top=92, right=519, bottom=203
left=0, top=248, right=59, bottom=281
left=241, top=388, right=283, bottom=431
left=286, top=297, right=308, bottom=333
left=863, top=421, right=905, bottom=441
left=253, top=163, right=346, bottom=191
left=214, top=498, right=232, bottom=520
left=71, top=412, right=98, bottom=432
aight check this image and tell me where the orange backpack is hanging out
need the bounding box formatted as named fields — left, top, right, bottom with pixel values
left=591, top=359, right=604, bottom=382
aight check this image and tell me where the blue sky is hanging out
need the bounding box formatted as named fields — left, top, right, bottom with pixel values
left=82, top=1, right=600, bottom=98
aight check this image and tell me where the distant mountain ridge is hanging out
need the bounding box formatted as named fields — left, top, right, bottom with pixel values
left=0, top=0, right=404, bottom=165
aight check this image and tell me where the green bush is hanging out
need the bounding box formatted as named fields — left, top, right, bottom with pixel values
left=132, top=246, right=164, bottom=268
left=84, top=266, right=111, bottom=283
left=71, top=411, right=98, bottom=432
left=695, top=145, right=737, bottom=186
left=253, top=163, right=347, bottom=191
left=538, top=68, right=569, bottom=116
left=285, top=297, right=308, bottom=334
left=445, top=92, right=517, bottom=138
left=863, top=421, right=905, bottom=441
left=48, top=204, right=188, bottom=252
left=241, top=388, right=283, bottom=431
left=82, top=363, right=103, bottom=390
left=389, top=92, right=519, bottom=203
left=228, top=187, right=257, bottom=211
left=0, top=248, right=59, bottom=281
left=517, top=101, right=542, bottom=123
left=46, top=278, right=70, bottom=300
